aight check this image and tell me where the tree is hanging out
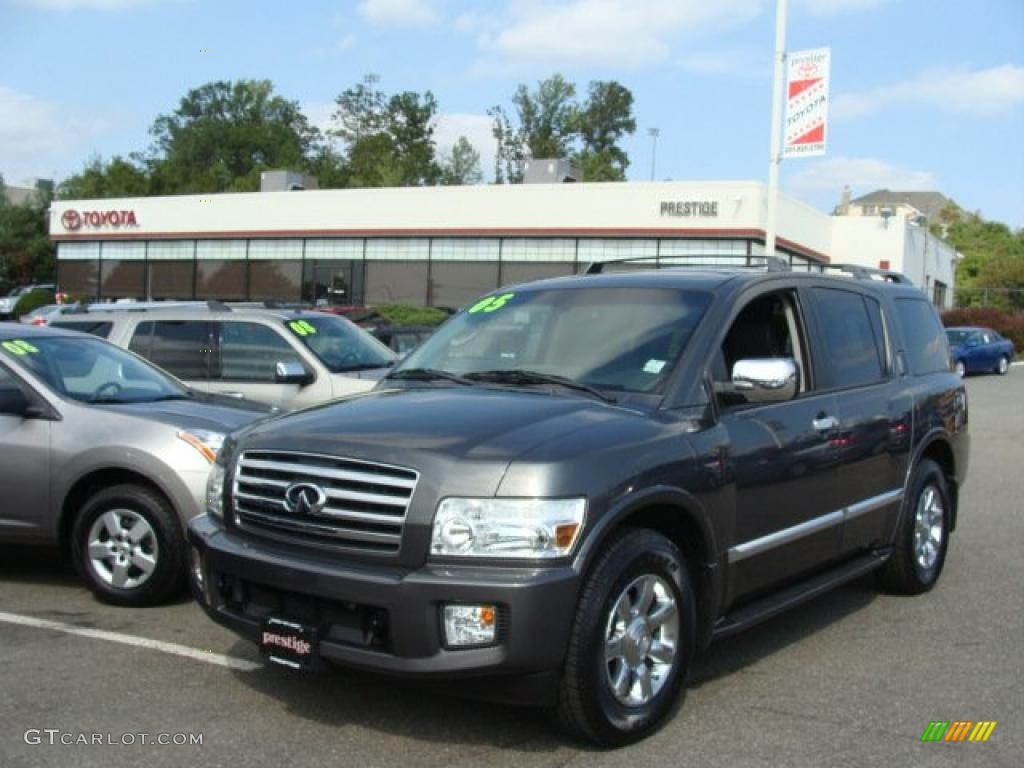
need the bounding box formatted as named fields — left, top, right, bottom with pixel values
left=0, top=190, right=55, bottom=285
left=488, top=105, right=525, bottom=184
left=572, top=81, right=636, bottom=181
left=146, top=79, right=320, bottom=194
left=440, top=137, right=483, bottom=186
left=938, top=204, right=1024, bottom=310
left=513, top=74, right=577, bottom=158
left=57, top=155, right=151, bottom=200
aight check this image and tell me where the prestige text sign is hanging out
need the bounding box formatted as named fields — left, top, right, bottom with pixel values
left=660, top=200, right=719, bottom=217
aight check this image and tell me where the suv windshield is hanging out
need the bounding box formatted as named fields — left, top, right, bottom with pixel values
left=398, top=286, right=711, bottom=395
left=1, top=336, right=190, bottom=404
left=284, top=315, right=396, bottom=373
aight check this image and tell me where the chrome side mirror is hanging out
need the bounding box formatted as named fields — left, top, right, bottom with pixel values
left=275, top=361, right=313, bottom=386
left=731, top=358, right=799, bottom=403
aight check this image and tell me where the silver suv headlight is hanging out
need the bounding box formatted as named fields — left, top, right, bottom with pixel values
left=206, top=463, right=226, bottom=520
left=430, top=498, right=586, bottom=559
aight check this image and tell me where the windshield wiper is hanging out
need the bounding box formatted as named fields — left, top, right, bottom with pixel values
left=385, top=368, right=474, bottom=386
left=337, top=361, right=396, bottom=372
left=145, top=393, right=194, bottom=402
left=465, top=369, right=617, bottom=403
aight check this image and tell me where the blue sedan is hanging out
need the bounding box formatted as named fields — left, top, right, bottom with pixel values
left=946, top=326, right=1016, bottom=377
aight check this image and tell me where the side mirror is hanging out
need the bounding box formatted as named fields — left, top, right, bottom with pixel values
left=275, top=361, right=314, bottom=387
left=731, top=358, right=799, bottom=404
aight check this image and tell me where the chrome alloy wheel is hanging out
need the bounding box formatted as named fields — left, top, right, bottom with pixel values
left=998, top=356, right=1009, bottom=374
left=87, top=509, right=159, bottom=590
left=604, top=574, right=680, bottom=707
left=912, top=485, right=945, bottom=573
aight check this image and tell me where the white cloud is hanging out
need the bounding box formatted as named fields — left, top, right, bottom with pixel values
left=15, top=0, right=167, bottom=9
left=834, top=65, right=1024, bottom=120
left=310, top=33, right=357, bottom=58
left=677, top=48, right=770, bottom=79
left=786, top=156, right=938, bottom=194
left=0, top=86, right=109, bottom=185
left=433, top=113, right=498, bottom=179
left=475, top=0, right=763, bottom=70
left=302, top=102, right=336, bottom=135
left=357, top=0, right=438, bottom=26
left=794, top=0, right=896, bottom=17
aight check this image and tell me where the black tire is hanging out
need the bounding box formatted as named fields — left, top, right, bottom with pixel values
left=997, top=355, right=1010, bottom=375
left=556, top=528, right=696, bottom=747
left=876, top=459, right=952, bottom=595
left=71, top=483, right=186, bottom=606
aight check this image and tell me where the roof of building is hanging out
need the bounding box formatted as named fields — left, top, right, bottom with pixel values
left=849, top=190, right=955, bottom=221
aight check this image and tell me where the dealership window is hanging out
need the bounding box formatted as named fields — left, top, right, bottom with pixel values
left=305, top=239, right=363, bottom=260
left=500, top=261, right=575, bottom=288
left=501, top=238, right=576, bottom=262
left=100, top=260, right=145, bottom=299
left=365, top=261, right=428, bottom=305
left=430, top=261, right=499, bottom=308
left=578, top=239, right=657, bottom=265
left=196, top=239, right=246, bottom=260
left=431, top=238, right=501, bottom=261
left=217, top=321, right=304, bottom=382
left=365, top=238, right=430, bottom=260
left=660, top=239, right=748, bottom=266
left=251, top=261, right=303, bottom=302
left=58, top=260, right=100, bottom=300
left=196, top=260, right=246, bottom=300
left=248, top=239, right=302, bottom=261
left=146, top=240, right=195, bottom=300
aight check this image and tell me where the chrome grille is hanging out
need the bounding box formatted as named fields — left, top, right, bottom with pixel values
left=232, top=450, right=418, bottom=554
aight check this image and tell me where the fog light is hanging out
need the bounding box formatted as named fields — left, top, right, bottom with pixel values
left=442, top=604, right=497, bottom=647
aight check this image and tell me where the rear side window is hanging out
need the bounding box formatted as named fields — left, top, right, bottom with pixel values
left=217, top=322, right=303, bottom=382
left=895, top=298, right=949, bottom=375
left=49, top=321, right=113, bottom=339
left=130, top=320, right=211, bottom=380
left=811, top=288, right=887, bottom=389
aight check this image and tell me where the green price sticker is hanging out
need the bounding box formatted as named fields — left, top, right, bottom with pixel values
left=468, top=292, right=516, bottom=314
left=288, top=320, right=318, bottom=336
left=2, top=340, right=39, bottom=356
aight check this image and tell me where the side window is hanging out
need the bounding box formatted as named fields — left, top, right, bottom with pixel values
left=148, top=321, right=211, bottom=380
left=714, top=290, right=809, bottom=402
left=218, top=322, right=304, bottom=382
left=128, top=321, right=154, bottom=356
left=810, top=288, right=886, bottom=389
left=49, top=321, right=114, bottom=339
left=894, top=299, right=950, bottom=375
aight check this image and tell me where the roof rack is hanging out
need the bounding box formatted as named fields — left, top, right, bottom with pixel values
left=819, top=264, right=913, bottom=284
left=583, top=254, right=791, bottom=275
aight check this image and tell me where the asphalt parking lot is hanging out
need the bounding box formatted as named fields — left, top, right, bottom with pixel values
left=1, top=370, right=1021, bottom=768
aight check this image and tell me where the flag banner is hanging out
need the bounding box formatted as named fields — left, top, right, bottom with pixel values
left=784, top=47, right=831, bottom=158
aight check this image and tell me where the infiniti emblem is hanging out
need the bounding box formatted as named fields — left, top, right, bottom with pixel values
left=283, top=482, right=328, bottom=516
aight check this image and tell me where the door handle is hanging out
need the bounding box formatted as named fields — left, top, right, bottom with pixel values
left=219, top=391, right=246, bottom=399
left=812, top=415, right=839, bottom=432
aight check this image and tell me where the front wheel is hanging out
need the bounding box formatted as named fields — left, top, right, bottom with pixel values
left=997, top=355, right=1010, bottom=375
left=71, top=484, right=186, bottom=606
left=556, top=529, right=696, bottom=746
left=876, top=459, right=952, bottom=595
left=954, top=360, right=966, bottom=378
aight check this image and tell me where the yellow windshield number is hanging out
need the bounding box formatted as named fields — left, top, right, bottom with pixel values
left=2, top=340, right=39, bottom=356
left=289, top=320, right=318, bottom=336
left=468, top=293, right=515, bottom=314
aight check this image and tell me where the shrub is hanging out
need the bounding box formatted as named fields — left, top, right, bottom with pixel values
left=12, top=288, right=56, bottom=319
left=942, top=307, right=1024, bottom=356
left=374, top=304, right=448, bottom=327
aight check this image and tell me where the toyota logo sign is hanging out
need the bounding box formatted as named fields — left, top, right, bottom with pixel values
left=61, top=210, right=83, bottom=231
left=283, top=482, right=328, bottom=516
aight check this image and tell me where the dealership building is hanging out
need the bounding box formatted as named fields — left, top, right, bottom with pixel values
left=49, top=180, right=958, bottom=309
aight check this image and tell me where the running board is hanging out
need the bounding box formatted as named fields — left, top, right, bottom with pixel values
left=711, top=551, right=889, bottom=641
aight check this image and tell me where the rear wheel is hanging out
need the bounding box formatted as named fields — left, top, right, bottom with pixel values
left=997, top=355, right=1010, bottom=375
left=954, top=360, right=966, bottom=377
left=71, top=484, right=186, bottom=606
left=877, top=459, right=951, bottom=595
left=556, top=529, right=695, bottom=746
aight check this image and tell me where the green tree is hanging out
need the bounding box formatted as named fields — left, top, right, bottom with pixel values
left=440, top=137, right=483, bottom=186
left=513, top=74, right=577, bottom=158
left=939, top=204, right=1024, bottom=310
left=0, top=191, right=55, bottom=285
left=57, top=155, right=151, bottom=200
left=146, top=79, right=320, bottom=194
left=572, top=81, right=636, bottom=181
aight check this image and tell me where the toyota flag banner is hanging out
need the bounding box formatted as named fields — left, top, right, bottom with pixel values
left=784, top=47, right=831, bottom=158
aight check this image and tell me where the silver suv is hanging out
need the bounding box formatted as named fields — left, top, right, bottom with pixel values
left=50, top=304, right=397, bottom=410
left=0, top=324, right=270, bottom=605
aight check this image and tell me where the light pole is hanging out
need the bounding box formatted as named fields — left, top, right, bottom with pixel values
left=765, top=0, right=788, bottom=258
left=648, top=127, right=659, bottom=181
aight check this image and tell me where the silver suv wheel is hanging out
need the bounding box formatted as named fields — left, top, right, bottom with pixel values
left=87, top=508, right=159, bottom=590
left=912, top=484, right=945, bottom=574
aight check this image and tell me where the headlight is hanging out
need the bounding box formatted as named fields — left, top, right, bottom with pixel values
left=206, top=462, right=226, bottom=520
left=177, top=429, right=226, bottom=464
left=430, top=498, right=586, bottom=559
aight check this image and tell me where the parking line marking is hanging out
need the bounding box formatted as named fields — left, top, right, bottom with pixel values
left=0, top=610, right=262, bottom=672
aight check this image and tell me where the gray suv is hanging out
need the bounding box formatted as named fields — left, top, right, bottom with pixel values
left=50, top=305, right=396, bottom=410
left=0, top=324, right=270, bottom=605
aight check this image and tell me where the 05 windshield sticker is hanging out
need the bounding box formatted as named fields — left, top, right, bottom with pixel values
left=288, top=320, right=318, bottom=336
left=468, top=292, right=516, bottom=314
left=2, top=340, right=39, bottom=356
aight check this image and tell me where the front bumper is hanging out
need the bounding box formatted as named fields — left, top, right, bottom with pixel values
left=187, top=515, right=581, bottom=702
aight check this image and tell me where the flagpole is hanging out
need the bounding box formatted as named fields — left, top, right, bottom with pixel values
left=765, top=0, right=788, bottom=259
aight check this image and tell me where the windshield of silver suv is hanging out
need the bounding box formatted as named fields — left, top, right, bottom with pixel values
left=1, top=335, right=190, bottom=404
left=284, top=315, right=396, bottom=372
left=397, top=286, right=711, bottom=395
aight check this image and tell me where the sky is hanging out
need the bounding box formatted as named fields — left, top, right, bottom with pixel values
left=1, top=0, right=1022, bottom=226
